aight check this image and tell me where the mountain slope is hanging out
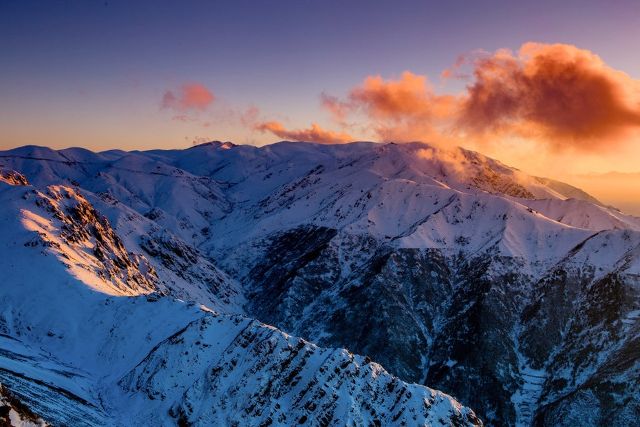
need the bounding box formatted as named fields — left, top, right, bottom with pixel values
left=0, top=172, right=480, bottom=425
left=1, top=140, right=639, bottom=425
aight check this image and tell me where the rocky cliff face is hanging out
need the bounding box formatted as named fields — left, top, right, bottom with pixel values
left=32, top=185, right=159, bottom=294
left=233, top=230, right=522, bottom=424
left=233, top=225, right=640, bottom=426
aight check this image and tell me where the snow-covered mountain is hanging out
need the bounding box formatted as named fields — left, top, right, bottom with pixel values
left=0, top=167, right=480, bottom=426
left=1, top=140, right=639, bottom=426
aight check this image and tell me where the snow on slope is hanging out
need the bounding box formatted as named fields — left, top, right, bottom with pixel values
left=2, top=140, right=639, bottom=426
left=81, top=189, right=244, bottom=312
left=518, top=198, right=640, bottom=232
left=117, top=313, right=481, bottom=426
left=13, top=183, right=158, bottom=296
left=0, top=163, right=244, bottom=311
left=136, top=141, right=639, bottom=256
left=4, top=141, right=638, bottom=257
left=0, top=168, right=481, bottom=424
left=1, top=146, right=232, bottom=246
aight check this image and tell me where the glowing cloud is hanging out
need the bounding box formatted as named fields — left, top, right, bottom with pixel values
left=255, top=121, right=353, bottom=144
left=161, top=83, right=215, bottom=112
left=321, top=43, right=640, bottom=151
left=349, top=71, right=435, bottom=120
left=322, top=71, right=457, bottom=142
left=458, top=43, right=640, bottom=149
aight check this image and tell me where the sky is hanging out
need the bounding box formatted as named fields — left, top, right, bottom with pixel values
left=1, top=0, right=640, bottom=212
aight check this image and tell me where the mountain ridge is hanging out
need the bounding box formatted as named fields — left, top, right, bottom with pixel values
left=1, top=140, right=639, bottom=426
left=0, top=174, right=481, bottom=426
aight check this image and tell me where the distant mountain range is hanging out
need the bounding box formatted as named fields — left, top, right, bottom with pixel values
left=1, top=140, right=638, bottom=426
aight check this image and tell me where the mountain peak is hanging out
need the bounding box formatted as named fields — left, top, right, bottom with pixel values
left=190, top=140, right=236, bottom=150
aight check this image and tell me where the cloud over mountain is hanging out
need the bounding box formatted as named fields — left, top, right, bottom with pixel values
left=321, top=43, right=640, bottom=151
left=321, top=71, right=457, bottom=143
left=255, top=120, right=353, bottom=144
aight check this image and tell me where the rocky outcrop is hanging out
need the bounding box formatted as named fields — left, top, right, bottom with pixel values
left=0, top=383, right=48, bottom=426
left=120, top=312, right=482, bottom=427
left=0, top=168, right=29, bottom=186
left=30, top=185, right=158, bottom=294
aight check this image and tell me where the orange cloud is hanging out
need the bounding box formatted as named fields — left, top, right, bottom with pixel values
left=161, top=83, right=215, bottom=112
left=349, top=71, right=436, bottom=121
left=321, top=71, right=457, bottom=143
left=458, top=43, right=640, bottom=148
left=321, top=44, right=640, bottom=151
left=255, top=121, right=353, bottom=144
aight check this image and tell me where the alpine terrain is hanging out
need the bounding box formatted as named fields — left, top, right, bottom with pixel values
left=1, top=140, right=638, bottom=426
